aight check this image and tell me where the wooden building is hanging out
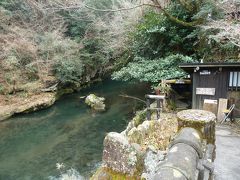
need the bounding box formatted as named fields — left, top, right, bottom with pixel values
left=179, top=63, right=240, bottom=117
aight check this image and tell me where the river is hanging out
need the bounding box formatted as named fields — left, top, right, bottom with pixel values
left=0, top=80, right=149, bottom=180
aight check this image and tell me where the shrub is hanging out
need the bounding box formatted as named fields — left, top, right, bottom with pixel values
left=0, top=84, right=5, bottom=94
left=112, top=54, right=196, bottom=83
left=54, top=57, right=83, bottom=84
left=37, top=32, right=84, bottom=84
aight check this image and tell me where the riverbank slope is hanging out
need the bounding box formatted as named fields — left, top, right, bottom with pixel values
left=0, top=92, right=56, bottom=121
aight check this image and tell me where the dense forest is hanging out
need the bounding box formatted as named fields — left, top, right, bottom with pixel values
left=0, top=0, right=240, bottom=101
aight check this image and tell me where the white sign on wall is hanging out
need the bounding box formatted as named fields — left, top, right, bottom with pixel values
left=204, top=99, right=218, bottom=104
left=196, top=88, right=215, bottom=96
left=200, top=70, right=211, bottom=75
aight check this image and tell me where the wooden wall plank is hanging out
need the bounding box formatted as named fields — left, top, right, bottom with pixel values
left=217, top=98, right=228, bottom=122
left=203, top=99, right=218, bottom=115
left=193, top=69, right=229, bottom=110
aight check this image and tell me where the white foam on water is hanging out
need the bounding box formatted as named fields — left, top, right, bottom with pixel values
left=48, top=168, right=85, bottom=180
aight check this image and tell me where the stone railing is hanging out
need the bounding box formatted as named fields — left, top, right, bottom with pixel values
left=91, top=109, right=216, bottom=180
left=153, top=128, right=215, bottom=180
left=153, top=109, right=216, bottom=180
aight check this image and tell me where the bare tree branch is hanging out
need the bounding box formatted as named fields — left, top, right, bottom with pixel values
left=119, top=94, right=146, bottom=104
left=42, top=1, right=202, bottom=27
left=43, top=3, right=161, bottom=12
left=202, top=20, right=240, bottom=48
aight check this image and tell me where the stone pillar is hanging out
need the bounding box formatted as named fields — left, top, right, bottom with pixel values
left=177, top=109, right=216, bottom=145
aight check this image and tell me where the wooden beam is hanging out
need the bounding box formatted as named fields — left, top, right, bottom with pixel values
left=145, top=94, right=165, bottom=100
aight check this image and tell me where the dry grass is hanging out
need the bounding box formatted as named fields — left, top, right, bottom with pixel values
left=128, top=113, right=178, bottom=151
left=143, top=113, right=178, bottom=150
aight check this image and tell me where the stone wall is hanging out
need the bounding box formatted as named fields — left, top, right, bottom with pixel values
left=91, top=109, right=216, bottom=180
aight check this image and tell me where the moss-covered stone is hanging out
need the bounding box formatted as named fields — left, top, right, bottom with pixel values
left=177, top=109, right=216, bottom=144
left=133, top=109, right=147, bottom=127
left=102, top=132, right=143, bottom=176
left=85, top=94, right=106, bottom=111
left=55, top=88, right=74, bottom=100
left=128, top=114, right=178, bottom=151
left=91, top=167, right=141, bottom=180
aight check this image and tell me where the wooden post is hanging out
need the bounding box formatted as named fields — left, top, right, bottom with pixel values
left=192, top=73, right=197, bottom=109
left=217, top=98, right=228, bottom=122
left=145, top=95, right=165, bottom=121
left=156, top=99, right=161, bottom=119
left=146, top=98, right=151, bottom=120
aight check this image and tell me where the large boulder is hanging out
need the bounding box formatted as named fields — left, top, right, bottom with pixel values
left=102, top=132, right=142, bottom=176
left=85, top=94, right=106, bottom=111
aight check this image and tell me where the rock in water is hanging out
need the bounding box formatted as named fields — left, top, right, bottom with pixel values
left=85, top=94, right=106, bottom=111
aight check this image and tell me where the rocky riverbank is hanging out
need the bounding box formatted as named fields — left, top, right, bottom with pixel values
left=0, top=92, right=56, bottom=121
left=0, top=75, right=103, bottom=121
left=91, top=112, right=178, bottom=179
left=91, top=109, right=218, bottom=180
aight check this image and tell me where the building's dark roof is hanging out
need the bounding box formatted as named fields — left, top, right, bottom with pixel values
left=180, top=62, right=240, bottom=72
left=180, top=62, right=240, bottom=68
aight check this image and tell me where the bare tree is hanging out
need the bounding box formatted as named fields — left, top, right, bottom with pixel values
left=202, top=20, right=240, bottom=47
left=201, top=0, right=240, bottom=48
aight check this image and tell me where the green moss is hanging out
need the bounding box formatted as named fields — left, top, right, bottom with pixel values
left=55, top=88, right=74, bottom=100
left=177, top=118, right=215, bottom=144
left=0, top=84, right=6, bottom=94
left=133, top=109, right=147, bottom=127
left=166, top=99, right=177, bottom=111
left=135, top=152, right=144, bottom=177
left=90, top=167, right=141, bottom=180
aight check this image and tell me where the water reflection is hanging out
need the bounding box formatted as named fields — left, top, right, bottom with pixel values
left=0, top=80, right=149, bottom=179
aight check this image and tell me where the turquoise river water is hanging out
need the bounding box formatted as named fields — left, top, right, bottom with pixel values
left=0, top=80, right=149, bottom=180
